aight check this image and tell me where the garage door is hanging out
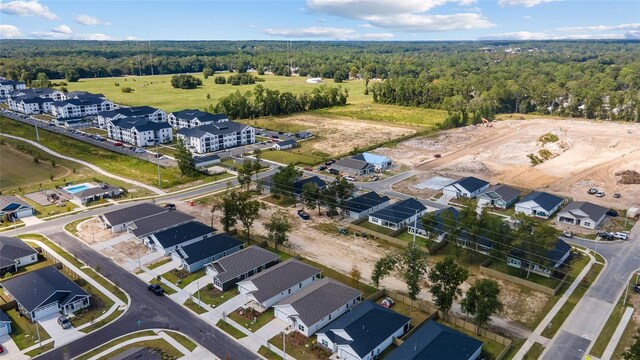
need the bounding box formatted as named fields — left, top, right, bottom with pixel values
left=16, top=208, right=33, bottom=218
left=274, top=308, right=289, bottom=322
left=0, top=323, right=10, bottom=336
left=33, top=303, right=59, bottom=321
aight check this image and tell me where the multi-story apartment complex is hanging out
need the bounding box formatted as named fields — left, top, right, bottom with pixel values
left=176, top=121, right=255, bottom=154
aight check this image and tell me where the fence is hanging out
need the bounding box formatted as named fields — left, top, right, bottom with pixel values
left=348, top=219, right=445, bottom=255
left=479, top=259, right=567, bottom=295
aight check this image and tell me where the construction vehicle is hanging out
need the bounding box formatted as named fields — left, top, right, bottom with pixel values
left=481, top=117, right=493, bottom=127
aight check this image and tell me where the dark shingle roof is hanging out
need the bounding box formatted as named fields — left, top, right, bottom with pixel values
left=151, top=222, right=215, bottom=249
left=0, top=195, right=32, bottom=212
left=293, top=176, right=327, bottom=195
left=0, top=309, right=10, bottom=323
left=111, top=117, right=172, bottom=132
left=240, top=259, right=320, bottom=303
left=318, top=301, right=410, bottom=357
left=175, top=234, right=244, bottom=266
left=208, top=246, right=279, bottom=284
left=177, top=121, right=248, bottom=138
left=386, top=320, right=483, bottom=360
left=52, top=97, right=104, bottom=107
left=19, top=96, right=54, bottom=104
left=276, top=139, right=297, bottom=147
left=480, top=184, right=522, bottom=203
left=340, top=192, right=390, bottom=213
left=518, top=191, right=564, bottom=212
left=369, top=198, right=426, bottom=224
left=411, top=207, right=459, bottom=235
left=193, top=155, right=220, bottom=165
left=129, top=211, right=194, bottom=237
left=559, top=201, right=608, bottom=221
left=0, top=236, right=38, bottom=269
left=100, top=203, right=167, bottom=226
left=275, top=278, right=362, bottom=326
left=0, top=266, right=90, bottom=313
left=171, top=109, right=229, bottom=123
left=511, top=238, right=571, bottom=266
left=99, top=106, right=162, bottom=119
left=334, top=158, right=374, bottom=171
left=454, top=176, right=489, bottom=193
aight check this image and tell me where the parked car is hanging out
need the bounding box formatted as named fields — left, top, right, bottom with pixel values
left=434, top=154, right=442, bottom=158
left=297, top=209, right=310, bottom=220
left=48, top=122, right=56, bottom=126
left=57, top=315, right=72, bottom=329
left=595, top=191, right=605, bottom=197
left=597, top=232, right=614, bottom=240
left=328, top=168, right=340, bottom=175
left=304, top=167, right=313, bottom=171
left=587, top=188, right=598, bottom=194
left=607, top=210, right=618, bottom=217
left=318, top=165, right=327, bottom=171
left=325, top=159, right=335, bottom=166
left=343, top=175, right=356, bottom=181
left=148, top=283, right=165, bottom=295
left=113, top=142, right=123, bottom=146
left=163, top=203, right=176, bottom=210
left=0, top=344, right=3, bottom=353
left=563, top=231, right=573, bottom=238
left=370, top=175, right=379, bottom=181
left=613, top=193, right=621, bottom=198
left=612, top=232, right=629, bottom=240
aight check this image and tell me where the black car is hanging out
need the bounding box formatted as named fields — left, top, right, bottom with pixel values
left=318, top=165, right=327, bottom=171
left=148, top=283, right=165, bottom=295
left=329, top=168, right=340, bottom=175
left=163, top=203, right=176, bottom=210
left=607, top=210, right=618, bottom=217
left=325, top=159, right=336, bottom=166
left=597, top=232, right=614, bottom=241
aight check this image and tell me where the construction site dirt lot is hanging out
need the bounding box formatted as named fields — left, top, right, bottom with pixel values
left=75, top=218, right=150, bottom=266
left=245, top=114, right=418, bottom=156
left=381, top=119, right=640, bottom=209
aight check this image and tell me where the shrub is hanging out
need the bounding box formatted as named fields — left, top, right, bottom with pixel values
left=121, top=87, right=134, bottom=93
left=538, top=132, right=559, bottom=143
left=171, top=74, right=202, bottom=89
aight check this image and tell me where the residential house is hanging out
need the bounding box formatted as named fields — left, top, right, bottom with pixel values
left=0, top=310, right=11, bottom=336
left=142, top=222, right=215, bottom=255
left=107, top=117, right=173, bottom=147
left=557, top=201, right=608, bottom=230
left=97, top=106, right=167, bottom=128
left=385, top=320, right=483, bottom=360
left=273, top=278, right=362, bottom=337
left=295, top=131, right=312, bottom=139
left=8, top=88, right=64, bottom=101
left=351, top=153, right=393, bottom=171
left=0, top=195, right=35, bottom=220
left=1, top=266, right=90, bottom=322
left=194, top=155, right=221, bottom=169
left=368, top=198, right=427, bottom=230
left=171, top=234, right=244, bottom=273
left=455, top=230, right=494, bottom=255
left=127, top=210, right=194, bottom=238
left=317, top=301, right=411, bottom=360
left=292, top=176, right=327, bottom=200
left=442, top=177, right=490, bottom=199
left=477, top=184, right=522, bottom=209
left=65, top=184, right=122, bottom=205
left=0, top=236, right=39, bottom=275
left=176, top=122, right=256, bottom=154
left=8, top=96, right=54, bottom=115
left=50, top=96, right=114, bottom=119
left=332, top=158, right=375, bottom=176
left=206, top=246, right=280, bottom=291
left=0, top=80, right=26, bottom=98
left=515, top=191, right=564, bottom=219
left=340, top=192, right=391, bottom=220
left=272, top=139, right=297, bottom=150
left=168, top=109, right=229, bottom=129
left=98, top=203, right=168, bottom=233
left=237, top=259, right=321, bottom=309
left=408, top=207, right=459, bottom=242
left=507, top=238, right=571, bottom=278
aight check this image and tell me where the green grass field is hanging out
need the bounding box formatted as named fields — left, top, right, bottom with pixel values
left=0, top=141, right=70, bottom=190
left=314, top=103, right=446, bottom=127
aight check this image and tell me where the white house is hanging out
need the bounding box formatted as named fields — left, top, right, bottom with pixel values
left=0, top=80, right=26, bottom=98
left=340, top=191, right=391, bottom=220
left=176, top=122, right=256, bottom=154
left=97, top=106, right=167, bottom=128
left=98, top=203, right=168, bottom=233
left=168, top=109, right=229, bottom=129
left=8, top=96, right=53, bottom=114
left=351, top=152, right=393, bottom=171
left=273, top=278, right=362, bottom=337
left=557, top=201, right=608, bottom=230
left=142, top=221, right=215, bottom=255
left=237, top=259, right=321, bottom=309
left=206, top=246, right=280, bottom=291
left=368, top=198, right=427, bottom=230
left=442, top=176, right=490, bottom=199
left=477, top=184, right=522, bottom=209
left=0, top=195, right=35, bottom=220
left=407, top=207, right=459, bottom=242
left=515, top=191, right=564, bottom=219
left=9, top=88, right=64, bottom=101
left=272, top=139, right=297, bottom=150
left=0, top=236, right=39, bottom=275
left=107, top=117, right=173, bottom=147
left=171, top=233, right=244, bottom=273
left=50, top=96, right=113, bottom=119
left=317, top=301, right=410, bottom=360
left=507, top=238, right=571, bottom=278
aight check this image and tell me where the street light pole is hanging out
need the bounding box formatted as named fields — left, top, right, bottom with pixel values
left=155, top=141, right=161, bottom=188
left=197, top=280, right=201, bottom=307
left=34, top=119, right=40, bottom=142
left=35, top=320, right=42, bottom=349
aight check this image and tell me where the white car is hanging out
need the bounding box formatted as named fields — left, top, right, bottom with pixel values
left=612, top=232, right=629, bottom=240
left=343, top=175, right=356, bottom=181
left=595, top=191, right=605, bottom=197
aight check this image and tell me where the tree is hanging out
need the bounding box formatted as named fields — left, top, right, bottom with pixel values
left=32, top=72, right=51, bottom=88
left=350, top=264, right=362, bottom=289
left=272, top=164, right=301, bottom=198
left=203, top=67, right=214, bottom=79
left=171, top=74, right=202, bottom=89
left=301, top=182, right=320, bottom=214
left=174, top=138, right=198, bottom=177
left=221, top=189, right=239, bottom=232
left=235, top=191, right=265, bottom=241
left=65, top=69, right=80, bottom=82
left=623, top=328, right=640, bottom=360
left=461, top=278, right=503, bottom=334
left=428, top=257, right=469, bottom=320
left=210, top=197, right=223, bottom=228
left=371, top=254, right=397, bottom=289
left=401, top=242, right=428, bottom=303
left=265, top=211, right=293, bottom=250
left=238, top=159, right=255, bottom=191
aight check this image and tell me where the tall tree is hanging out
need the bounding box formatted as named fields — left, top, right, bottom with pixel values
left=301, top=182, right=320, bottom=214
left=371, top=254, right=397, bottom=289
left=272, top=164, right=301, bottom=198
left=461, top=278, right=503, bottom=334
left=235, top=191, right=265, bottom=241
left=401, top=242, right=428, bottom=303
left=209, top=197, right=223, bottom=228
left=238, top=159, right=255, bottom=191
left=221, top=190, right=239, bottom=232
left=175, top=139, right=198, bottom=177
left=428, top=257, right=469, bottom=320
left=265, top=211, right=292, bottom=250
left=32, top=72, right=51, bottom=88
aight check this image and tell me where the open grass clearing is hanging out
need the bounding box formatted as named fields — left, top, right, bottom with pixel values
left=261, top=194, right=297, bottom=208
left=260, top=149, right=322, bottom=166
left=356, top=221, right=397, bottom=235
left=227, top=308, right=275, bottom=332
left=161, top=268, right=206, bottom=289
left=216, top=319, right=247, bottom=339
left=5, top=308, right=51, bottom=350
left=0, top=141, right=69, bottom=190
left=314, top=103, right=446, bottom=128
left=394, top=230, right=434, bottom=248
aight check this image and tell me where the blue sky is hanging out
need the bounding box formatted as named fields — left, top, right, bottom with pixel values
left=1, top=0, right=639, bottom=41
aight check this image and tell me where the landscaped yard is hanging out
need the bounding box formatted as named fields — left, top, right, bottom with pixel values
left=12, top=254, right=55, bottom=275
left=269, top=331, right=332, bottom=360
left=227, top=308, right=275, bottom=332
left=161, top=268, right=206, bottom=289
left=5, top=308, right=51, bottom=350
left=70, top=277, right=115, bottom=328
left=394, top=230, right=434, bottom=248
left=216, top=320, right=247, bottom=339
left=193, top=284, right=238, bottom=308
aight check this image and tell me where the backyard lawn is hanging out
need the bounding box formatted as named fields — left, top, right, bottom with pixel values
left=194, top=284, right=239, bottom=308
left=268, top=331, right=331, bottom=360
left=161, top=268, right=206, bottom=289
left=394, top=230, right=434, bottom=248
left=356, top=221, right=397, bottom=236
left=5, top=308, right=51, bottom=350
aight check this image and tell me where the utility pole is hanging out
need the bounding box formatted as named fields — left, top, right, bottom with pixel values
left=33, top=118, right=40, bottom=142
left=136, top=41, right=142, bottom=76
left=35, top=320, right=42, bottom=349
left=155, top=141, right=161, bottom=188
left=197, top=280, right=201, bottom=307
left=148, top=39, right=154, bottom=76
left=412, top=209, right=418, bottom=244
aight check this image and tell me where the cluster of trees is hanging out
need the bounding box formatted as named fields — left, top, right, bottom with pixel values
left=213, top=73, right=263, bottom=85
left=170, top=74, right=202, bottom=89
left=213, top=84, right=348, bottom=119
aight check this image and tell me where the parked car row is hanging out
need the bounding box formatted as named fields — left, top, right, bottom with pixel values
left=597, top=231, right=630, bottom=240
left=587, top=187, right=621, bottom=198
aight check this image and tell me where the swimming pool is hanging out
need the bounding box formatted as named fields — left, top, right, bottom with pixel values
left=63, top=183, right=97, bottom=194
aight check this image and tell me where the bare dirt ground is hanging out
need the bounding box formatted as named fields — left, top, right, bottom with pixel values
left=76, top=218, right=150, bottom=265
left=76, top=218, right=120, bottom=245
left=265, top=114, right=418, bottom=156
left=384, top=119, right=640, bottom=209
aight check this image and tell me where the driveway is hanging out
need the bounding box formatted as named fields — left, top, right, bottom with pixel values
left=38, top=314, right=83, bottom=346
left=255, top=318, right=288, bottom=341
left=216, top=294, right=248, bottom=315
left=0, top=335, right=28, bottom=360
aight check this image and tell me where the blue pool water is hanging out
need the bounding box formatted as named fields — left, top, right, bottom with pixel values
left=64, top=184, right=93, bottom=194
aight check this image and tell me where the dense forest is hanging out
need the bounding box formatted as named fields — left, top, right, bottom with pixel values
left=1, top=40, right=639, bottom=121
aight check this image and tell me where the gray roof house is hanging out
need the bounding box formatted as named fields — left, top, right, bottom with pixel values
left=368, top=198, right=428, bottom=230
left=557, top=201, right=608, bottom=230
left=237, top=259, right=321, bottom=309
left=273, top=139, right=298, bottom=150
left=0, top=195, right=35, bottom=220
left=350, top=152, right=393, bottom=170
left=273, top=278, right=362, bottom=337
left=317, top=301, right=410, bottom=360
left=206, top=246, right=280, bottom=291
left=127, top=210, right=194, bottom=238
left=66, top=184, right=123, bottom=205
left=442, top=177, right=490, bottom=199
left=507, top=238, right=572, bottom=278
left=386, top=320, right=483, bottom=360
left=340, top=191, right=391, bottom=220
left=171, top=233, right=244, bottom=273
left=333, top=158, right=376, bottom=176
left=408, top=207, right=459, bottom=242
left=194, top=154, right=221, bottom=169
left=1, top=266, right=90, bottom=321
left=0, top=309, right=11, bottom=336
left=98, top=203, right=167, bottom=233
left=143, top=222, right=216, bottom=255
left=515, top=191, right=564, bottom=219
left=477, top=184, right=522, bottom=209
left=0, top=236, right=39, bottom=275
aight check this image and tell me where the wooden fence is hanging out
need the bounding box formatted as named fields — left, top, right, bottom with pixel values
left=479, top=259, right=567, bottom=296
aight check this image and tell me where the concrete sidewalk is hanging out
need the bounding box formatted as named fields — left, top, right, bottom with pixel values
left=601, top=306, right=634, bottom=360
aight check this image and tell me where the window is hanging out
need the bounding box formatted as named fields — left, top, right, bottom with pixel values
left=328, top=314, right=331, bottom=320
left=288, top=289, right=291, bottom=294
left=298, top=324, right=305, bottom=331
left=299, top=283, right=302, bottom=288
left=321, top=339, right=328, bottom=347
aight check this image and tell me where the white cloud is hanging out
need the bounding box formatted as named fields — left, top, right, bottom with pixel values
left=74, top=14, right=110, bottom=26
left=523, top=15, right=533, bottom=20
left=358, top=23, right=374, bottom=28
left=557, top=23, right=640, bottom=32
left=498, top=0, right=556, bottom=7
left=479, top=31, right=628, bottom=40
left=306, top=0, right=494, bottom=32
left=264, top=27, right=394, bottom=40
left=52, top=24, right=72, bottom=34
left=0, top=24, right=23, bottom=39
left=0, top=0, right=57, bottom=20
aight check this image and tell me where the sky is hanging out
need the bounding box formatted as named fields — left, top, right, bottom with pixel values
left=0, top=0, right=639, bottom=41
